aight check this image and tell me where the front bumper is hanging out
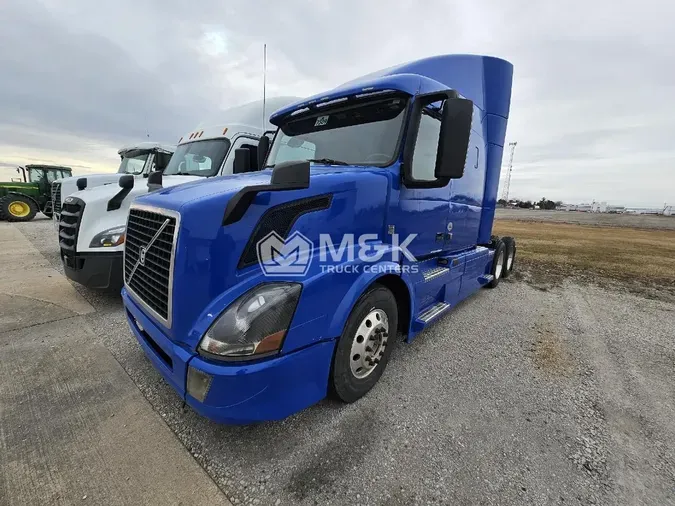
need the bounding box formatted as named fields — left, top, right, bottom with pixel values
left=123, top=288, right=335, bottom=424
left=62, top=250, right=123, bottom=290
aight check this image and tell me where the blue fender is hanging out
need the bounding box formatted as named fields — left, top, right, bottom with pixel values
left=325, top=261, right=415, bottom=339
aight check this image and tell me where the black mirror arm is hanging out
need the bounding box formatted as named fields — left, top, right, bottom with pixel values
left=222, top=160, right=310, bottom=225
left=222, top=183, right=307, bottom=226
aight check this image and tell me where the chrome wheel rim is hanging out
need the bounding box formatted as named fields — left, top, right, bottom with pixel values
left=349, top=309, right=389, bottom=379
left=507, top=251, right=514, bottom=271
left=495, top=250, right=504, bottom=279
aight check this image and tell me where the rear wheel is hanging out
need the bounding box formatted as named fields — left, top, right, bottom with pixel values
left=0, top=195, right=38, bottom=222
left=331, top=284, right=398, bottom=403
left=501, top=236, right=516, bottom=278
left=486, top=240, right=506, bottom=288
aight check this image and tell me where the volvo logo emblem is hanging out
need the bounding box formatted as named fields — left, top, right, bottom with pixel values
left=139, top=246, right=147, bottom=266
left=126, top=218, right=170, bottom=283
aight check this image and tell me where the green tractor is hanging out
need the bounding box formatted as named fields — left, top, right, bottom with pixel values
left=0, top=165, right=72, bottom=222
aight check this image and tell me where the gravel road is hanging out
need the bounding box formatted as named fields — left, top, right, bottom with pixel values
left=15, top=218, right=675, bottom=505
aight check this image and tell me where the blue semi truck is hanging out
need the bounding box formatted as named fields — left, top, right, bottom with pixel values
left=122, top=54, right=516, bottom=424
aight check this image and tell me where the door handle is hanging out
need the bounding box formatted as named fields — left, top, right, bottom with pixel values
left=474, top=146, right=479, bottom=169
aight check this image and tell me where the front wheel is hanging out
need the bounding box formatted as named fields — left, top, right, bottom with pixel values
left=330, top=284, right=398, bottom=403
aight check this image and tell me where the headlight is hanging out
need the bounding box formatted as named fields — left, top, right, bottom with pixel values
left=198, top=283, right=301, bottom=359
left=89, top=226, right=126, bottom=247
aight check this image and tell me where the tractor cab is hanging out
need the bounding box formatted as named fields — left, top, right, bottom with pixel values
left=0, top=165, right=72, bottom=221
left=19, top=165, right=72, bottom=192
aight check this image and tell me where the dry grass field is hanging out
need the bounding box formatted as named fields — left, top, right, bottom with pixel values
left=494, top=219, right=675, bottom=298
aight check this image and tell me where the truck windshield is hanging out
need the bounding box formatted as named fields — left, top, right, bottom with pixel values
left=266, top=96, right=408, bottom=167
left=118, top=152, right=150, bottom=175
left=163, top=139, right=231, bottom=177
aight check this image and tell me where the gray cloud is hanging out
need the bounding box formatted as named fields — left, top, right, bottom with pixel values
left=0, top=0, right=673, bottom=205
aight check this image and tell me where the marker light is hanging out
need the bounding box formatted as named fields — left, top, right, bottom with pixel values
left=187, top=366, right=212, bottom=402
left=198, top=283, right=301, bottom=359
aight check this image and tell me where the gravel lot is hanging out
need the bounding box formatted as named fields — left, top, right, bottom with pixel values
left=15, top=217, right=675, bottom=505
left=496, top=208, right=675, bottom=231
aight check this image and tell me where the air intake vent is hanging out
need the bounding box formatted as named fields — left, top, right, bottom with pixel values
left=238, top=194, right=332, bottom=269
left=58, top=197, right=85, bottom=252
left=124, top=207, right=178, bottom=327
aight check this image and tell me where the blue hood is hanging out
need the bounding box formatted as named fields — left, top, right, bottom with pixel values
left=132, top=166, right=392, bottom=348
left=135, top=171, right=274, bottom=212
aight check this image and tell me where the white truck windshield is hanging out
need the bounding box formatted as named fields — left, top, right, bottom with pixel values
left=118, top=152, right=150, bottom=175
left=163, top=139, right=231, bottom=177
left=266, top=96, right=408, bottom=167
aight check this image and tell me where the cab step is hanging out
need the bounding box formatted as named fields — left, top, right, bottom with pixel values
left=417, top=302, right=450, bottom=324
left=478, top=274, right=494, bottom=285
left=422, top=267, right=449, bottom=282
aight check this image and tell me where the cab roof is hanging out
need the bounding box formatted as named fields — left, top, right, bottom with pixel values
left=270, top=54, right=513, bottom=125
left=118, top=142, right=176, bottom=156
left=24, top=164, right=72, bottom=171
left=177, top=123, right=263, bottom=146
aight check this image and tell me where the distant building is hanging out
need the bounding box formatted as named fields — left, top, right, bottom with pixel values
left=542, top=201, right=669, bottom=215
left=625, top=207, right=661, bottom=215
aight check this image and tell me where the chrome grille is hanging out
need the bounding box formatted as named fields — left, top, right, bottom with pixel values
left=59, top=198, right=84, bottom=252
left=52, top=181, right=62, bottom=215
left=124, top=206, right=178, bottom=326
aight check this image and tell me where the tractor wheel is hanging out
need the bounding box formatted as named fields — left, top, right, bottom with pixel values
left=501, top=236, right=516, bottom=278
left=0, top=195, right=38, bottom=222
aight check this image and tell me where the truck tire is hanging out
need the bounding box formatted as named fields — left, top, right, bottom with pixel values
left=486, top=239, right=506, bottom=288
left=0, top=195, right=38, bottom=222
left=501, top=236, right=516, bottom=278
left=330, top=284, right=398, bottom=403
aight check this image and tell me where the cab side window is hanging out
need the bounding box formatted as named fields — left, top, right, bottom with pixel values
left=28, top=168, right=43, bottom=183
left=410, top=106, right=442, bottom=182
left=154, top=152, right=172, bottom=172
left=221, top=136, right=259, bottom=175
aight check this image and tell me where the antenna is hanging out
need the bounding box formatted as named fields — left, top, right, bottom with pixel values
left=501, top=141, right=517, bottom=202
left=262, top=43, right=267, bottom=132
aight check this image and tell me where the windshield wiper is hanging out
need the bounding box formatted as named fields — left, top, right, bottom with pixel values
left=307, top=158, right=349, bottom=166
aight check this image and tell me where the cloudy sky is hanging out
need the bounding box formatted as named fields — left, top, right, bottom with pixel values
left=1, top=0, right=673, bottom=207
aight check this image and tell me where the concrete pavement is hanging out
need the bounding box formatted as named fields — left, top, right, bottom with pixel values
left=0, top=222, right=230, bottom=506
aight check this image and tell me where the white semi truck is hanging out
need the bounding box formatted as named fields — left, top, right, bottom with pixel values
left=58, top=97, right=300, bottom=290
left=51, top=142, right=175, bottom=222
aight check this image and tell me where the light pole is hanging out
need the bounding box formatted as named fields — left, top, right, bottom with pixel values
left=501, top=141, right=517, bottom=202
